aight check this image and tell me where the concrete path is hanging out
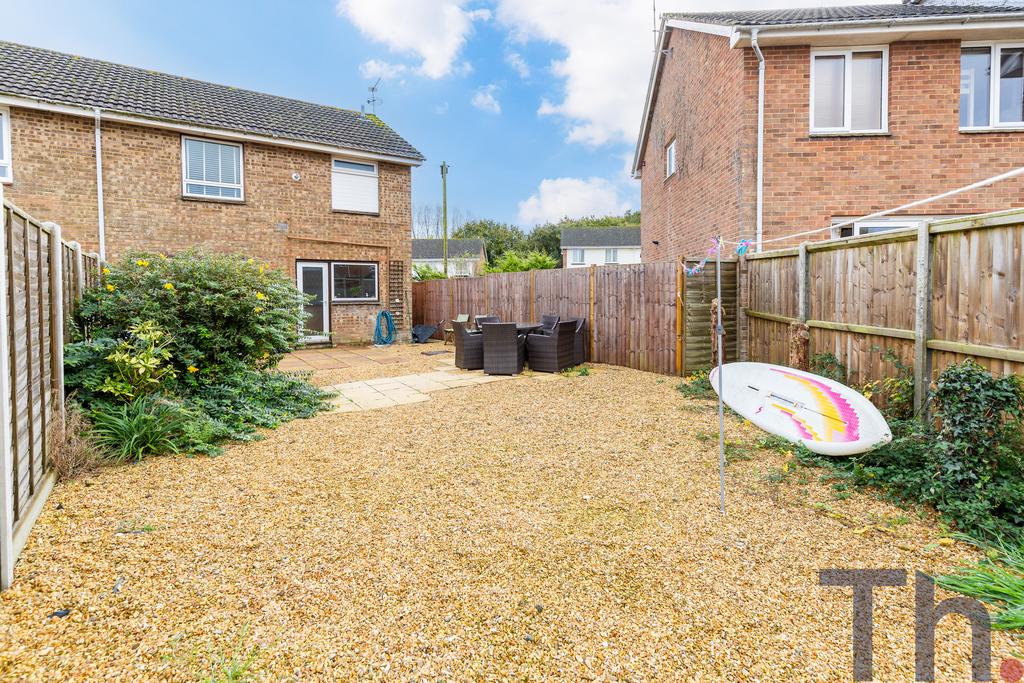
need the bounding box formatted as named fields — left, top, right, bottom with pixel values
left=322, top=360, right=518, bottom=412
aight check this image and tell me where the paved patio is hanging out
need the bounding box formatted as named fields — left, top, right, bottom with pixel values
left=277, top=345, right=401, bottom=372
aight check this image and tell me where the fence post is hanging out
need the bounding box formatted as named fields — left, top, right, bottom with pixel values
left=675, top=258, right=683, bottom=376
left=46, top=224, right=65, bottom=427
left=913, top=220, right=933, bottom=418
left=68, top=241, right=84, bottom=303
left=0, top=188, right=14, bottom=590
left=529, top=269, right=535, bottom=322
left=789, top=242, right=812, bottom=371
left=588, top=265, right=596, bottom=362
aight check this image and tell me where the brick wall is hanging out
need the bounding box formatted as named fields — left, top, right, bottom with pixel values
left=640, top=29, right=757, bottom=262
left=4, top=107, right=413, bottom=343
left=760, top=39, right=1024, bottom=247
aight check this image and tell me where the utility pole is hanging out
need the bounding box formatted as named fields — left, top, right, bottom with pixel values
left=440, top=161, right=449, bottom=276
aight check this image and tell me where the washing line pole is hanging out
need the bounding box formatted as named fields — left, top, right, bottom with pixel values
left=715, top=236, right=726, bottom=516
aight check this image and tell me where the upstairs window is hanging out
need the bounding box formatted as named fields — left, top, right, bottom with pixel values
left=182, top=137, right=243, bottom=200
left=810, top=47, right=888, bottom=133
left=0, top=108, right=11, bottom=183
left=665, top=140, right=676, bottom=178
left=331, top=158, right=379, bottom=214
left=961, top=43, right=1024, bottom=128
left=332, top=261, right=378, bottom=301
left=605, top=248, right=618, bottom=264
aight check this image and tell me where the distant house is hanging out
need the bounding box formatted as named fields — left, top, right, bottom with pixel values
left=0, top=41, right=423, bottom=344
left=560, top=227, right=641, bottom=268
left=412, top=238, right=487, bottom=277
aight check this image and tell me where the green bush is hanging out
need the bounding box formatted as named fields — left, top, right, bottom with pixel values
left=810, top=353, right=847, bottom=385
left=77, top=250, right=305, bottom=374
left=90, top=397, right=192, bottom=463
left=483, top=250, right=558, bottom=273
left=97, top=321, right=177, bottom=401
left=800, top=360, right=1024, bottom=541
left=412, top=263, right=447, bottom=281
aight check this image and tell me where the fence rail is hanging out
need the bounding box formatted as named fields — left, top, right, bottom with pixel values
left=412, top=260, right=738, bottom=376
left=0, top=191, right=100, bottom=589
left=744, top=208, right=1024, bottom=410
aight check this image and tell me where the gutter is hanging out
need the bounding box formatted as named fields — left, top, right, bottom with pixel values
left=751, top=30, right=765, bottom=253
left=94, top=107, right=106, bottom=262
left=671, top=11, right=1024, bottom=38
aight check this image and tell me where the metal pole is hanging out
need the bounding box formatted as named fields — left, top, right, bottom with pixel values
left=440, top=161, right=449, bottom=277
left=715, top=237, right=726, bottom=516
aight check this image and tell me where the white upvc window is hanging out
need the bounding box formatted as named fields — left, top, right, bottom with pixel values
left=960, top=42, right=1024, bottom=129
left=832, top=218, right=919, bottom=239
left=569, top=249, right=585, bottom=265
left=810, top=46, right=888, bottom=134
left=331, top=158, right=379, bottom=214
left=605, top=248, right=618, bottom=264
left=331, top=261, right=379, bottom=302
left=182, top=136, right=243, bottom=200
left=0, top=107, right=12, bottom=183
left=665, top=139, right=676, bottom=178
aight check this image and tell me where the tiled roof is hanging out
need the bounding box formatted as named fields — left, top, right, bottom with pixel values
left=560, top=227, right=641, bottom=249
left=412, top=239, right=486, bottom=260
left=0, top=41, right=423, bottom=161
left=666, top=3, right=1024, bottom=27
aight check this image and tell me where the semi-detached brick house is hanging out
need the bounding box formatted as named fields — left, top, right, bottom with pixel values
left=0, top=41, right=424, bottom=344
left=633, top=1, right=1024, bottom=261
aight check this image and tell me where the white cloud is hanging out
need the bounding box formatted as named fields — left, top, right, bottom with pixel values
left=495, top=0, right=650, bottom=146
left=471, top=83, right=502, bottom=114
left=337, top=0, right=490, bottom=79
left=517, top=177, right=631, bottom=226
left=359, top=59, right=408, bottom=80
left=504, top=50, right=530, bottom=78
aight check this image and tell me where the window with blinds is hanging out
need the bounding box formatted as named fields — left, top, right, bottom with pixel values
left=810, top=47, right=888, bottom=133
left=331, top=158, right=379, bottom=214
left=181, top=136, right=243, bottom=200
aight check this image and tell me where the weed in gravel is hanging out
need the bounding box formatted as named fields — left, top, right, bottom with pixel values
left=115, top=520, right=155, bottom=534
left=676, top=370, right=714, bottom=400
left=49, top=400, right=102, bottom=481
left=198, top=626, right=260, bottom=683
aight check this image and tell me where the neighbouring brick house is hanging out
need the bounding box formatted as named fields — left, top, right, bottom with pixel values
left=0, top=42, right=423, bottom=344
left=634, top=1, right=1024, bottom=260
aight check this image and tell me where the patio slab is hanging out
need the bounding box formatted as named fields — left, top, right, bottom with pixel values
left=321, top=365, right=522, bottom=413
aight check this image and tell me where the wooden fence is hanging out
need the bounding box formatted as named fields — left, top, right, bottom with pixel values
left=412, top=259, right=738, bottom=376
left=0, top=192, right=101, bottom=589
left=745, top=209, right=1024, bottom=411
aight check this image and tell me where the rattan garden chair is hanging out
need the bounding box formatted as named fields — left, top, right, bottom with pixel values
left=526, top=320, right=576, bottom=373
left=453, top=320, right=484, bottom=370
left=539, top=314, right=560, bottom=334
left=482, top=323, right=526, bottom=375
left=475, top=314, right=499, bottom=329
left=572, top=317, right=587, bottom=365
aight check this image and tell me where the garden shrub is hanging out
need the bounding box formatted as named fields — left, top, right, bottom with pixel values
left=96, top=321, right=177, bottom=401
left=810, top=353, right=847, bottom=384
left=89, top=397, right=193, bottom=463
left=77, top=250, right=305, bottom=374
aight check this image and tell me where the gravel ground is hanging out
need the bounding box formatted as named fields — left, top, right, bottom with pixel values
left=0, top=351, right=1017, bottom=681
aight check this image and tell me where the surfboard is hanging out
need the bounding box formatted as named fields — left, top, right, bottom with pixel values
left=708, top=362, right=892, bottom=456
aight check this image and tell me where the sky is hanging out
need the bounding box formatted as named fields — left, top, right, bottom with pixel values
left=1, top=0, right=887, bottom=230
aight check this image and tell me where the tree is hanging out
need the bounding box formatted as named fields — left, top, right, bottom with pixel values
left=483, top=250, right=558, bottom=273
left=523, top=223, right=562, bottom=262
left=453, top=220, right=525, bottom=263
left=413, top=204, right=473, bottom=238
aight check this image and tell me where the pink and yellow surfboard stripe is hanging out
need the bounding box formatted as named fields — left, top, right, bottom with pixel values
left=769, top=369, right=861, bottom=443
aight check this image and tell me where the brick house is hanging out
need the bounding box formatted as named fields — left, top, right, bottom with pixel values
left=633, top=1, right=1024, bottom=260
left=0, top=42, right=423, bottom=344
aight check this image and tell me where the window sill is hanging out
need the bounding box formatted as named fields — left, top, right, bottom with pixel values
left=808, top=131, right=891, bottom=138
left=331, top=209, right=380, bottom=217
left=331, top=300, right=380, bottom=306
left=959, top=126, right=1024, bottom=134
left=182, top=195, right=245, bottom=205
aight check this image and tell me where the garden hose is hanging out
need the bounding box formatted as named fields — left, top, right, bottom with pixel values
left=373, top=310, right=396, bottom=346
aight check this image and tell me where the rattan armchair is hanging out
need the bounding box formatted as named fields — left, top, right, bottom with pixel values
left=539, top=314, right=560, bottom=334
left=443, top=313, right=470, bottom=345
left=453, top=321, right=484, bottom=370
left=482, top=323, right=526, bottom=375
left=475, top=314, right=499, bottom=329
left=526, top=320, right=576, bottom=372
left=572, top=317, right=586, bottom=365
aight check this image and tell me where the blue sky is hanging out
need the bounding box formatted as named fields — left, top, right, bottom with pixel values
left=2, top=0, right=858, bottom=230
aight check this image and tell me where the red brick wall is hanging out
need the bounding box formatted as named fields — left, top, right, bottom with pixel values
left=4, top=107, right=413, bottom=343
left=640, top=29, right=757, bottom=262
left=760, top=39, right=1024, bottom=247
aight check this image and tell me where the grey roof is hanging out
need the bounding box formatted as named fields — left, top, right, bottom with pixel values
left=0, top=41, right=423, bottom=161
left=560, top=227, right=641, bottom=249
left=412, top=239, right=486, bottom=260
left=666, top=3, right=1024, bottom=27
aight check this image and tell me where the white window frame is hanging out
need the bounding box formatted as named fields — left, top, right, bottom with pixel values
left=605, top=248, right=619, bottom=264
left=665, top=139, right=676, bottom=178
left=960, top=41, right=1024, bottom=130
left=809, top=46, right=889, bottom=134
left=569, top=249, right=585, bottom=265
left=181, top=136, right=244, bottom=200
left=0, top=107, right=12, bottom=184
left=331, top=261, right=379, bottom=302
